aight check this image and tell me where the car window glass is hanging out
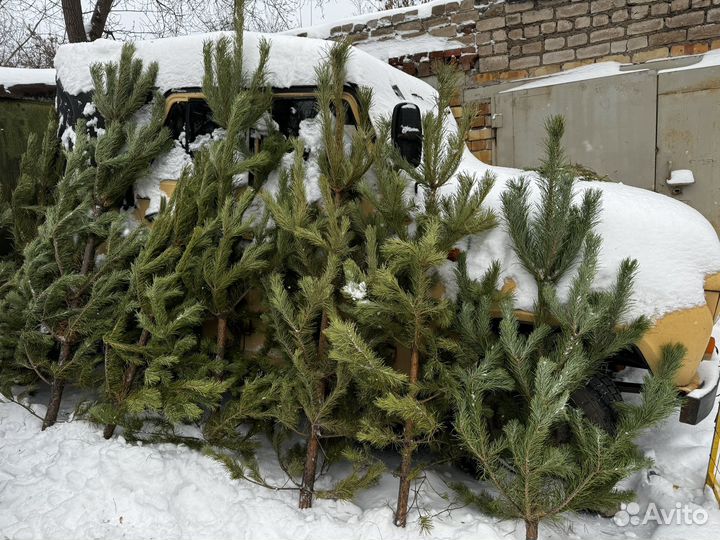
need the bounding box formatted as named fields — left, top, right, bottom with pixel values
left=272, top=97, right=357, bottom=139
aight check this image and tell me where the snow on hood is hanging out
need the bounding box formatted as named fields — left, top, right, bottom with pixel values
left=54, top=32, right=720, bottom=321
left=0, top=66, right=55, bottom=89
left=446, top=152, right=720, bottom=321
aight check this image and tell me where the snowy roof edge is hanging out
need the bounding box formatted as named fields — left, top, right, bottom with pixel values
left=282, top=0, right=490, bottom=40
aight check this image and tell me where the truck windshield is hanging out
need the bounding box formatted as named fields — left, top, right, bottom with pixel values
left=164, top=93, right=359, bottom=151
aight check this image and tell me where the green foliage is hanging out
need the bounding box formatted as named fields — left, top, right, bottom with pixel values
left=96, top=17, right=280, bottom=435
left=501, top=117, right=601, bottom=299
left=174, top=144, right=273, bottom=364
left=258, top=144, right=364, bottom=504
left=217, top=42, right=386, bottom=509
left=93, top=188, right=225, bottom=434
left=395, top=63, right=473, bottom=216
left=202, top=0, right=272, bottom=132
left=90, top=42, right=159, bottom=124
left=17, top=206, right=145, bottom=394
left=315, top=41, right=374, bottom=201
left=2, top=46, right=171, bottom=429
left=10, top=113, right=63, bottom=255
left=453, top=116, right=680, bottom=540
left=336, top=223, right=457, bottom=509
left=0, top=113, right=62, bottom=386
left=326, top=64, right=497, bottom=526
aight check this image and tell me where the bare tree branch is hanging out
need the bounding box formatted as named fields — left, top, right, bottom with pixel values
left=88, top=0, right=114, bottom=40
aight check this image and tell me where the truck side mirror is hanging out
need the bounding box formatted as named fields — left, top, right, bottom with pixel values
left=391, top=102, right=423, bottom=167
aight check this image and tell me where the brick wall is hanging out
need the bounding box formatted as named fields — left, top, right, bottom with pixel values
left=296, top=0, right=720, bottom=164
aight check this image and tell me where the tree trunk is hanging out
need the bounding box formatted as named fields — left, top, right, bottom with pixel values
left=525, top=520, right=539, bottom=540
left=216, top=316, right=228, bottom=362
left=299, top=422, right=321, bottom=509
left=80, top=235, right=97, bottom=275
left=88, top=0, right=113, bottom=41
left=103, top=329, right=151, bottom=439
left=61, top=0, right=88, bottom=43
left=298, top=309, right=330, bottom=509
left=42, top=208, right=98, bottom=431
left=42, top=341, right=72, bottom=430
left=102, top=421, right=117, bottom=440
left=394, top=345, right=420, bottom=528
left=316, top=309, right=329, bottom=360
left=394, top=437, right=414, bottom=527
left=43, top=380, right=66, bottom=430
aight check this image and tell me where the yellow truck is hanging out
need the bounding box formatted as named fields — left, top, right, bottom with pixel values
left=54, top=32, right=720, bottom=426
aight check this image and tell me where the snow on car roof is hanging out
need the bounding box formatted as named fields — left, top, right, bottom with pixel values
left=54, top=32, right=438, bottom=121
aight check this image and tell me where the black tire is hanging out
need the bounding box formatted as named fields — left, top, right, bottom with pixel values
left=570, top=373, right=622, bottom=434
left=456, top=374, right=622, bottom=477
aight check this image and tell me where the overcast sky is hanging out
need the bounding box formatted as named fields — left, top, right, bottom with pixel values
left=297, top=0, right=365, bottom=29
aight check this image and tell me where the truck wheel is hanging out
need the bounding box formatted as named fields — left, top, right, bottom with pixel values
left=570, top=374, right=622, bottom=434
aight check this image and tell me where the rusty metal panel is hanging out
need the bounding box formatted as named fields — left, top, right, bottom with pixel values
left=656, top=65, right=720, bottom=232
left=493, top=70, right=657, bottom=191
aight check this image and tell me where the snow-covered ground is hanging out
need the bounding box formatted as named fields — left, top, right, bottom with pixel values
left=2, top=342, right=720, bottom=540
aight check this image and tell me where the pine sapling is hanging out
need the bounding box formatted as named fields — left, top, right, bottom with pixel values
left=99, top=2, right=283, bottom=438
left=260, top=40, right=376, bottom=510
left=395, top=63, right=475, bottom=217
left=453, top=116, right=679, bottom=540
left=202, top=0, right=271, bottom=132
left=178, top=0, right=285, bottom=363
left=13, top=44, right=170, bottom=429
left=342, top=63, right=496, bottom=527
left=97, top=190, right=188, bottom=438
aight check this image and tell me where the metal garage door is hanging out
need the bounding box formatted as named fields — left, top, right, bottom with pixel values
left=655, top=65, right=720, bottom=231
left=493, top=68, right=658, bottom=191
